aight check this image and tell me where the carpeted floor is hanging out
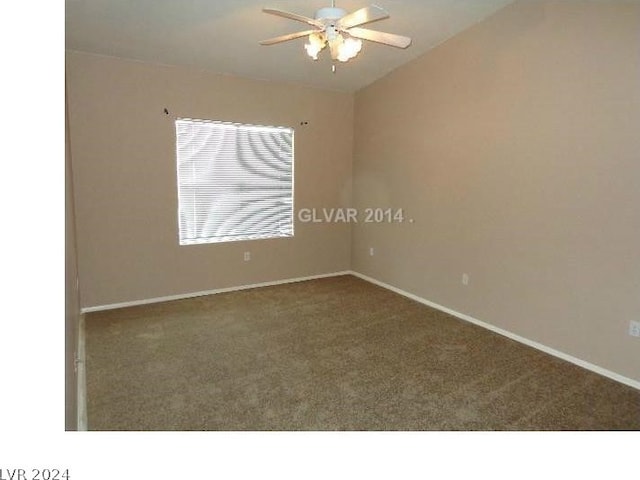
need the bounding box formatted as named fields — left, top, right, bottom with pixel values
left=85, top=275, right=640, bottom=430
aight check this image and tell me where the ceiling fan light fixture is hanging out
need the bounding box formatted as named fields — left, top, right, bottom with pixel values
left=337, top=36, right=362, bottom=62
left=305, top=31, right=362, bottom=63
left=304, top=32, right=326, bottom=60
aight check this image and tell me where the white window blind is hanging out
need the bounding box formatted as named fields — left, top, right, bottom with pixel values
left=175, top=118, right=294, bottom=245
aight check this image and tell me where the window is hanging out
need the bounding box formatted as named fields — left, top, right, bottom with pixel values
left=175, top=118, right=294, bottom=245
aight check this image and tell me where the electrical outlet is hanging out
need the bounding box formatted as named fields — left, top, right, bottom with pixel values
left=244, top=251, right=251, bottom=261
left=629, top=320, right=640, bottom=337
left=462, top=273, right=469, bottom=286
left=369, top=247, right=375, bottom=256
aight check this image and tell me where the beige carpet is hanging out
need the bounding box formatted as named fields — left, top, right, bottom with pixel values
left=85, top=275, right=640, bottom=430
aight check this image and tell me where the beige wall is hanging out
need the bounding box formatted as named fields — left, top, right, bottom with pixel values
left=66, top=51, right=353, bottom=308
left=353, top=0, right=640, bottom=381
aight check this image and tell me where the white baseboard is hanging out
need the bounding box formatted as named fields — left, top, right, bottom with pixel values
left=81, top=271, right=352, bottom=314
left=76, top=313, right=87, bottom=431
left=350, top=271, right=640, bottom=391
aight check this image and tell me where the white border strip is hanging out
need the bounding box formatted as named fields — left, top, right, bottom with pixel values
left=76, top=314, right=87, bottom=431
left=81, top=271, right=352, bottom=313
left=351, top=271, right=640, bottom=391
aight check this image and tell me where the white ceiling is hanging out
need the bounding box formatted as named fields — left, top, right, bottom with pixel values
left=66, top=0, right=515, bottom=92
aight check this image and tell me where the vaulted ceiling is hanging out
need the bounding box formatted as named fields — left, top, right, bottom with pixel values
left=66, top=0, right=514, bottom=92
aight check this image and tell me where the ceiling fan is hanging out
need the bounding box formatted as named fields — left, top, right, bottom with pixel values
left=259, top=2, right=412, bottom=64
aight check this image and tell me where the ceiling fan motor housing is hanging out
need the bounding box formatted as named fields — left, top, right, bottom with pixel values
left=315, top=6, right=347, bottom=42
left=315, top=7, right=347, bottom=22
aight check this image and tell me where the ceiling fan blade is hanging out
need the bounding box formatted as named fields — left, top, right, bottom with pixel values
left=262, top=8, right=325, bottom=29
left=347, top=27, right=412, bottom=49
left=337, top=5, right=389, bottom=30
left=259, top=30, right=319, bottom=46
